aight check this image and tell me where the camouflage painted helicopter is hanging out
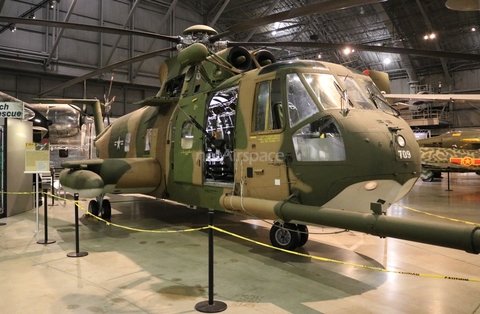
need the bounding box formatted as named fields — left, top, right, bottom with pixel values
left=4, top=0, right=480, bottom=253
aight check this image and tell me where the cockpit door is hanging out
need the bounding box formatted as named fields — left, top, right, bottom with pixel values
left=239, top=78, right=291, bottom=201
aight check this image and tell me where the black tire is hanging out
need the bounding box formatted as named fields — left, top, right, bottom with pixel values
left=88, top=200, right=99, bottom=216
left=420, top=170, right=434, bottom=182
left=297, top=224, right=309, bottom=247
left=269, top=222, right=299, bottom=251
left=101, top=199, right=112, bottom=219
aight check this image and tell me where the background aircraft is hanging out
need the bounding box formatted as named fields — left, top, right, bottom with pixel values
left=417, top=129, right=480, bottom=181
left=418, top=129, right=480, bottom=150
left=364, top=70, right=480, bottom=181
left=0, top=91, right=101, bottom=167
left=3, top=1, right=480, bottom=254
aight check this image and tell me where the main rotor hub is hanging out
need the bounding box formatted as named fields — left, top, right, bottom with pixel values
left=182, top=25, right=218, bottom=36
left=178, top=25, right=221, bottom=51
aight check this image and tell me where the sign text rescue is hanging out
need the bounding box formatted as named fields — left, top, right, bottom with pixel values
left=0, top=102, right=24, bottom=119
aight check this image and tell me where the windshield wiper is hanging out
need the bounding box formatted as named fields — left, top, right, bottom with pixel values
left=367, top=87, right=400, bottom=117
left=334, top=81, right=353, bottom=115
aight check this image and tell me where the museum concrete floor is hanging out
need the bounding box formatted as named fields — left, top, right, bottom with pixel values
left=1, top=173, right=480, bottom=314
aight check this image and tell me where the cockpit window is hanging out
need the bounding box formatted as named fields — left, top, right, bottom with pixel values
left=340, top=75, right=398, bottom=116
left=287, top=74, right=318, bottom=127
left=292, top=115, right=346, bottom=162
left=358, top=76, right=399, bottom=116
left=253, top=79, right=284, bottom=132
left=303, top=73, right=343, bottom=111
left=340, top=75, right=376, bottom=110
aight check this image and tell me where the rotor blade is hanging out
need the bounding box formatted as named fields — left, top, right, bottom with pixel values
left=446, top=0, right=480, bottom=11
left=210, top=0, right=385, bottom=41
left=0, top=16, right=181, bottom=43
left=228, top=42, right=480, bottom=62
left=39, top=46, right=177, bottom=97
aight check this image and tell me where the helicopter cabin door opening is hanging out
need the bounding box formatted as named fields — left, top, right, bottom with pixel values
left=204, top=86, right=238, bottom=185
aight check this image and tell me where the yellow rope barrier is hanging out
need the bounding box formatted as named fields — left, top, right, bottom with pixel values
left=210, top=225, right=480, bottom=282
left=2, top=191, right=479, bottom=281
left=394, top=203, right=480, bottom=226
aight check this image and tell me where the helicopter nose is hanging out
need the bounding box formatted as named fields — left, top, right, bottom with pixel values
left=319, top=113, right=421, bottom=212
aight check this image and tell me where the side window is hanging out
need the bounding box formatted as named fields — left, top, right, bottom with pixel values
left=292, top=116, right=346, bottom=162
left=253, top=79, right=284, bottom=132
left=180, top=121, right=194, bottom=149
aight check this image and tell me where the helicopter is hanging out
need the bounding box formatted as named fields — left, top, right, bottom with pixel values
left=3, top=1, right=480, bottom=253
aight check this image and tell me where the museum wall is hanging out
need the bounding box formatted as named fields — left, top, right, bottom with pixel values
left=6, top=119, right=33, bottom=217
left=0, top=0, right=205, bottom=90
left=390, top=68, right=480, bottom=94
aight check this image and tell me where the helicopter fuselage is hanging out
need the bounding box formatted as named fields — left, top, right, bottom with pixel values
left=85, top=58, right=421, bottom=218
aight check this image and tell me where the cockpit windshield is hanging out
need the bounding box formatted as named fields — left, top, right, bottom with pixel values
left=339, top=75, right=399, bottom=116
left=286, top=73, right=342, bottom=127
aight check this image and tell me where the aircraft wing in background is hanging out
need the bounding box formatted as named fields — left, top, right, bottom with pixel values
left=385, top=93, right=480, bottom=103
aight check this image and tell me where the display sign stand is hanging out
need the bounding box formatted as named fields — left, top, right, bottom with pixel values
left=24, top=141, right=51, bottom=233
left=24, top=171, right=50, bottom=233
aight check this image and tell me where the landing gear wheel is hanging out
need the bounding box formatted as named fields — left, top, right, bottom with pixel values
left=270, top=222, right=299, bottom=251
left=421, top=170, right=434, bottom=182
left=297, top=224, right=309, bottom=247
left=88, top=200, right=99, bottom=216
left=101, top=199, right=111, bottom=219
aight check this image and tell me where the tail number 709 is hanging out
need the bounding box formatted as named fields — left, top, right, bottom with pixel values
left=398, top=150, right=412, bottom=159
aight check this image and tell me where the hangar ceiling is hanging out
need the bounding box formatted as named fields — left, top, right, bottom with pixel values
left=185, top=0, right=480, bottom=81
left=0, top=0, right=479, bottom=96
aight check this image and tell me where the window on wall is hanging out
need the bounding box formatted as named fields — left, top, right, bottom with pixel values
left=253, top=79, right=284, bottom=132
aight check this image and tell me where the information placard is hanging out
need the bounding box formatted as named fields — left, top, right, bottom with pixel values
left=0, top=101, right=24, bottom=119
left=25, top=142, right=50, bottom=172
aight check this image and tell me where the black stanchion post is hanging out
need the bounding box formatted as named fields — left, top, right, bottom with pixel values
left=195, top=209, right=227, bottom=313
left=51, top=169, right=56, bottom=206
left=67, top=193, right=88, bottom=258
left=37, top=189, right=56, bottom=245
left=446, top=168, right=453, bottom=191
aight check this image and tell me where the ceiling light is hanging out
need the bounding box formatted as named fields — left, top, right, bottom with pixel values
left=10, top=25, right=16, bottom=32
left=424, top=35, right=428, bottom=40
left=384, top=57, right=391, bottom=65
left=472, top=27, right=476, bottom=32
left=429, top=33, right=436, bottom=39
left=317, top=54, right=322, bottom=59
left=271, top=30, right=277, bottom=36
left=343, top=48, right=351, bottom=55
